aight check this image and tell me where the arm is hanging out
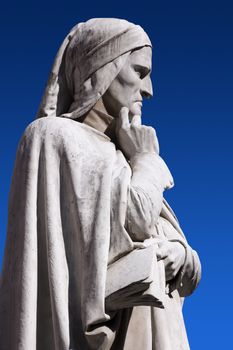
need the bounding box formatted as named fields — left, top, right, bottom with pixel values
left=116, top=107, right=201, bottom=296
left=116, top=107, right=173, bottom=241
left=127, top=153, right=173, bottom=240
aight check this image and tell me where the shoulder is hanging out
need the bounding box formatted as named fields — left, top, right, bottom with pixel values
left=20, top=117, right=115, bottom=158
left=23, top=117, right=110, bottom=146
left=24, top=117, right=86, bottom=140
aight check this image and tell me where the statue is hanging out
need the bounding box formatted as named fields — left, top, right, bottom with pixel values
left=0, top=18, right=201, bottom=350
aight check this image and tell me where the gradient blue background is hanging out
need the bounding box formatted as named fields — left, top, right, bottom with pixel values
left=1, top=1, right=232, bottom=348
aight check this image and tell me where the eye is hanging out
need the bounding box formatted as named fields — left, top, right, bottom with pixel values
left=134, top=69, right=142, bottom=78
left=134, top=67, right=143, bottom=79
left=133, top=65, right=150, bottom=79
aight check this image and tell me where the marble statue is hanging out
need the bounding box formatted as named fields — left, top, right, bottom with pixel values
left=0, top=18, right=201, bottom=350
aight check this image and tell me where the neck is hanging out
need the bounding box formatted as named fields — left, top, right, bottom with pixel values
left=80, top=98, right=117, bottom=142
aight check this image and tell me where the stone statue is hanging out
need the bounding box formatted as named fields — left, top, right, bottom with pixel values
left=0, top=18, right=201, bottom=350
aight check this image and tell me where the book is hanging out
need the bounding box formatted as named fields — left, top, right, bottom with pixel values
left=105, top=244, right=165, bottom=311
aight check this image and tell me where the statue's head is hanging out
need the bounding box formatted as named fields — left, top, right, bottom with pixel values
left=102, top=46, right=152, bottom=118
left=37, top=18, right=152, bottom=120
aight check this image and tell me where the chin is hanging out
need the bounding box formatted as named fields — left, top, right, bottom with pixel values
left=129, top=106, right=142, bottom=118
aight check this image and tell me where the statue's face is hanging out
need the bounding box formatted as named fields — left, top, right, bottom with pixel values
left=102, top=46, right=152, bottom=119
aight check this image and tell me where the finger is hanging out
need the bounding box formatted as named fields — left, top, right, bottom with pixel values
left=131, top=115, right=141, bottom=127
left=119, top=107, right=130, bottom=129
left=156, top=246, right=169, bottom=261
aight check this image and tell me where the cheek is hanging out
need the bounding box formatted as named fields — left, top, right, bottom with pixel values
left=110, top=80, right=138, bottom=104
left=105, top=67, right=142, bottom=110
left=118, top=69, right=141, bottom=89
left=118, top=80, right=141, bottom=103
left=119, top=85, right=139, bottom=108
left=127, top=79, right=142, bottom=97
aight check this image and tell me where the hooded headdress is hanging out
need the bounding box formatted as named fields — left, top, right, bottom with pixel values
left=36, top=18, right=151, bottom=120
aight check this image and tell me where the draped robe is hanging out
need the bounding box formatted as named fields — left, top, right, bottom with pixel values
left=0, top=104, right=201, bottom=350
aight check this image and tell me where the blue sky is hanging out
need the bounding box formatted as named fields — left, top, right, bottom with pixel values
left=0, top=1, right=232, bottom=348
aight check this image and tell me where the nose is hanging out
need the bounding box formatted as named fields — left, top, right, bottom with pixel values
left=141, top=76, right=153, bottom=99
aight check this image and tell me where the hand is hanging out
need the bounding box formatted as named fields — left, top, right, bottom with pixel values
left=156, top=241, right=186, bottom=281
left=116, top=107, right=159, bottom=159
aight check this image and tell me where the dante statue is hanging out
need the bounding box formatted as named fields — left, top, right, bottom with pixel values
left=0, top=18, right=201, bottom=350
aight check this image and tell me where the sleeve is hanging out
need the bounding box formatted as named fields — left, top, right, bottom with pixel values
left=160, top=217, right=201, bottom=297
left=176, top=246, right=201, bottom=297
left=126, top=153, right=174, bottom=241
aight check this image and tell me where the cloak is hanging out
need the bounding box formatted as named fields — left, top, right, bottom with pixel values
left=0, top=116, right=201, bottom=350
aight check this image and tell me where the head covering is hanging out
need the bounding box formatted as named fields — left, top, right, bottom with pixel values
left=37, top=18, right=151, bottom=120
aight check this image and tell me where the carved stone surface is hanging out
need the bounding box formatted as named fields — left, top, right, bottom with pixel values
left=0, top=18, right=201, bottom=350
